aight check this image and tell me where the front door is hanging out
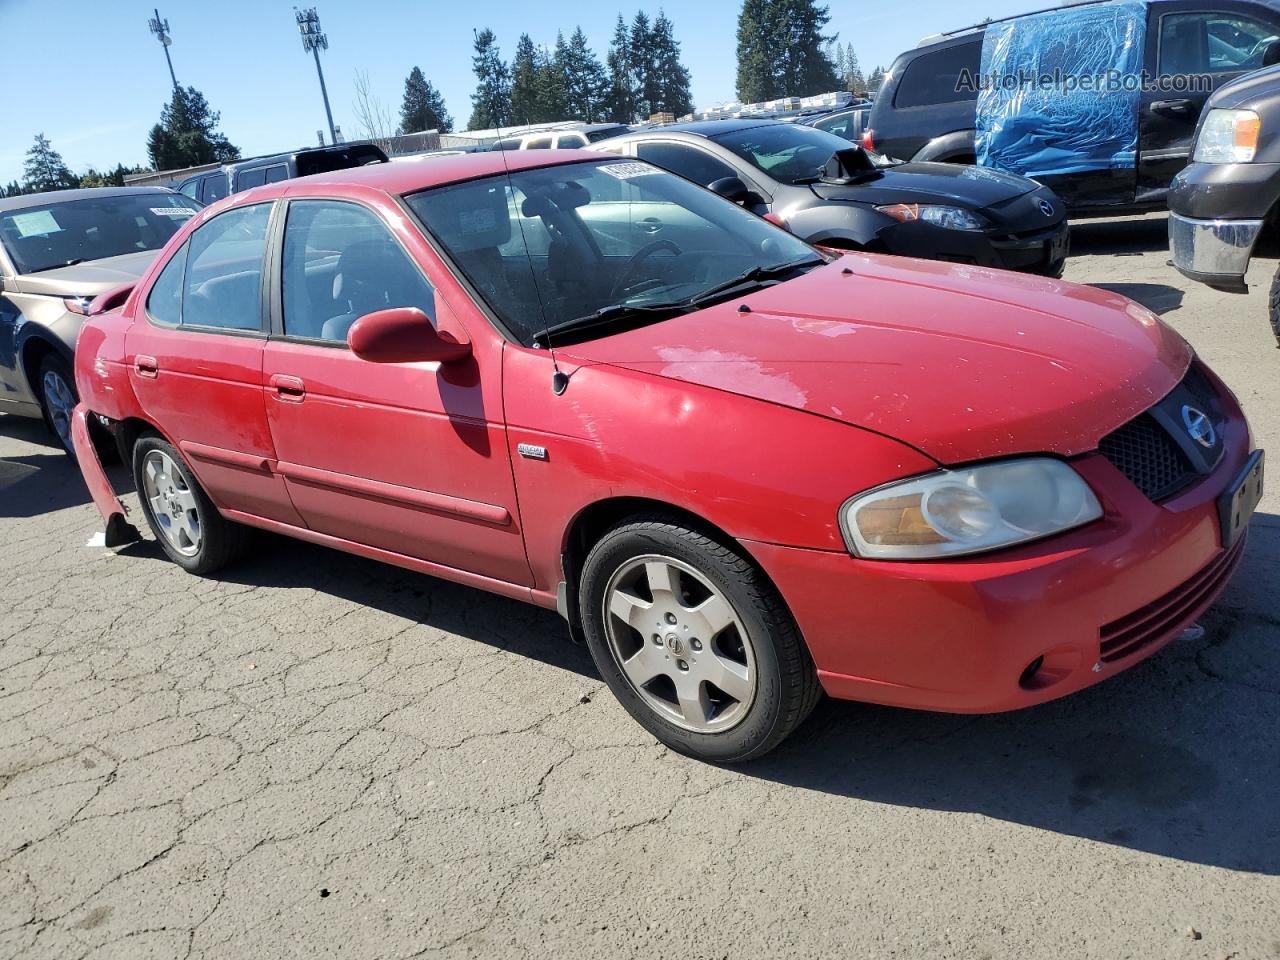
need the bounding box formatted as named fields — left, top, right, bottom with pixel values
left=261, top=197, right=531, bottom=586
left=1139, top=2, right=1280, bottom=199
left=125, top=201, right=303, bottom=526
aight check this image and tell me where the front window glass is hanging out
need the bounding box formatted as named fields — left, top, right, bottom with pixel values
left=1159, top=13, right=1279, bottom=75
left=281, top=199, right=435, bottom=343
left=635, top=142, right=739, bottom=187
left=181, top=202, right=271, bottom=331
left=406, top=159, right=819, bottom=345
left=712, top=123, right=889, bottom=184
left=199, top=174, right=228, bottom=204
left=146, top=242, right=188, bottom=326
left=0, top=193, right=200, bottom=275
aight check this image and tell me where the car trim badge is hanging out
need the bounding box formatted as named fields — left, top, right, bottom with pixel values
left=1037, top=198, right=1055, bottom=217
left=517, top=442, right=549, bottom=461
left=1181, top=405, right=1216, bottom=448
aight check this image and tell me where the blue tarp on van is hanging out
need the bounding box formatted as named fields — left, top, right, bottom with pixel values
left=975, top=1, right=1146, bottom=177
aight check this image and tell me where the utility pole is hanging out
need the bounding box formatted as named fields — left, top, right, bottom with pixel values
left=295, top=7, right=336, bottom=146
left=147, top=8, right=178, bottom=92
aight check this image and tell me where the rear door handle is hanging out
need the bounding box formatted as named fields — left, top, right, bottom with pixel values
left=269, top=373, right=305, bottom=401
left=135, top=355, right=158, bottom=378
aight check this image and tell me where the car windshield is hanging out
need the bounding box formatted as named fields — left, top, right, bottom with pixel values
left=713, top=123, right=892, bottom=184
left=0, top=193, right=201, bottom=274
left=405, top=159, right=821, bottom=345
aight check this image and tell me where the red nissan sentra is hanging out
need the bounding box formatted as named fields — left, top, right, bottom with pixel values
left=70, top=152, right=1264, bottom=762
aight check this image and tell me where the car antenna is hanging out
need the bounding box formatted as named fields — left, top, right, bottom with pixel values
left=490, top=111, right=570, bottom=396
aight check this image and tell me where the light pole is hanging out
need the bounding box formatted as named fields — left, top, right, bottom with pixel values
left=147, top=8, right=178, bottom=92
left=295, top=7, right=336, bottom=146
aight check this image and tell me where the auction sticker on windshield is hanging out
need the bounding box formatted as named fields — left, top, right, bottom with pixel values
left=600, top=161, right=659, bottom=179
left=151, top=207, right=196, bottom=218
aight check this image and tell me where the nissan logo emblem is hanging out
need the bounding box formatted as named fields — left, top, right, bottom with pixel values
left=1181, top=405, right=1216, bottom=448
left=1037, top=198, right=1055, bottom=217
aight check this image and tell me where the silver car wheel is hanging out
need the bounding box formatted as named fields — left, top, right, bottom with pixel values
left=141, top=450, right=202, bottom=556
left=41, top=368, right=76, bottom=452
left=603, top=555, right=757, bottom=733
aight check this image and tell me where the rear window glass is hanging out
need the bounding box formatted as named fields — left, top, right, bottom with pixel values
left=893, top=41, right=982, bottom=108
left=200, top=174, right=229, bottom=204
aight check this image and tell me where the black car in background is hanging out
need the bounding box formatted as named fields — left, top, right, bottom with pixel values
left=591, top=120, right=1069, bottom=276
left=1168, top=61, right=1280, bottom=343
left=800, top=106, right=873, bottom=143
left=174, top=142, right=388, bottom=205
left=865, top=0, right=1280, bottom=213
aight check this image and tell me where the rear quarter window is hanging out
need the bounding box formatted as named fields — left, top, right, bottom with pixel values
left=893, top=41, right=982, bottom=108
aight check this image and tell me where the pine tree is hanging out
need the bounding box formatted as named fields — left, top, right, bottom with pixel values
left=146, top=86, right=239, bottom=171
left=605, top=15, right=637, bottom=123
left=23, top=134, right=77, bottom=193
left=509, top=34, right=541, bottom=125
left=399, top=66, right=452, bottom=134
left=651, top=11, right=693, bottom=117
left=560, top=27, right=609, bottom=121
left=867, top=65, right=886, bottom=94
left=846, top=43, right=866, bottom=95
left=468, top=28, right=512, bottom=130
left=736, top=0, right=780, bottom=102
left=535, top=38, right=569, bottom=121
left=629, top=12, right=660, bottom=119
left=1, top=181, right=24, bottom=198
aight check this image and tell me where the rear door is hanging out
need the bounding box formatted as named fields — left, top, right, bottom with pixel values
left=261, top=197, right=532, bottom=585
left=125, top=201, right=303, bottom=525
left=1139, top=1, right=1280, bottom=198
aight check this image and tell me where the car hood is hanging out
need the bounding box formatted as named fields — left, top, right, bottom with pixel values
left=1207, top=62, right=1280, bottom=110
left=809, top=161, right=1037, bottom=210
left=563, top=256, right=1190, bottom=464
left=13, top=250, right=160, bottom=298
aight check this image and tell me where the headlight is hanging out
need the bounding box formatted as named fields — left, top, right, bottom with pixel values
left=875, top=203, right=987, bottom=231
left=841, top=458, right=1102, bottom=560
left=1193, top=109, right=1261, bottom=164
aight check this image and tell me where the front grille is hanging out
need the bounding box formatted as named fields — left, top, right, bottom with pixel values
left=1182, top=362, right=1218, bottom=413
left=1098, top=537, right=1245, bottom=663
left=1099, top=414, right=1195, bottom=501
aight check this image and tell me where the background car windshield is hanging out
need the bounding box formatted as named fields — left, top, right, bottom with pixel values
left=0, top=193, right=200, bottom=274
left=713, top=124, right=889, bottom=183
left=406, top=160, right=816, bottom=344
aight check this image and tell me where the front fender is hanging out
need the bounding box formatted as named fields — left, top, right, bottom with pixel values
left=783, top=203, right=891, bottom=249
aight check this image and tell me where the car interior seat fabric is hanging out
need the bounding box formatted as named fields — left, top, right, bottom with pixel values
left=320, top=239, right=435, bottom=342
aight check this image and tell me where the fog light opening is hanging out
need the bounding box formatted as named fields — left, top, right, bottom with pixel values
left=1018, top=656, right=1045, bottom=690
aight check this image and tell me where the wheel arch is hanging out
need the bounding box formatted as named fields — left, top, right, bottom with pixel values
left=558, top=495, right=778, bottom=640
left=913, top=129, right=977, bottom=163
left=18, top=330, right=73, bottom=399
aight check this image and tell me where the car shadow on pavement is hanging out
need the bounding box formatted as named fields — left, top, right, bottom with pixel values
left=750, top=514, right=1280, bottom=876
left=1068, top=214, right=1170, bottom=256
left=1090, top=282, right=1185, bottom=315
left=0, top=416, right=92, bottom=517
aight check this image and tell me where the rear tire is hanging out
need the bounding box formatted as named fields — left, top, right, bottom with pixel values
left=1268, top=263, right=1280, bottom=347
left=578, top=515, right=820, bottom=763
left=131, top=435, right=251, bottom=575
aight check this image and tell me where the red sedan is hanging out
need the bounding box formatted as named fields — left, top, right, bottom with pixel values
left=70, top=152, right=1264, bottom=762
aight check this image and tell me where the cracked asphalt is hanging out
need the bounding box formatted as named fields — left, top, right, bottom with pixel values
left=2, top=215, right=1278, bottom=959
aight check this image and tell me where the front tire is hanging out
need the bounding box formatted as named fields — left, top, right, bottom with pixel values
left=131, top=435, right=251, bottom=575
left=1268, top=263, right=1280, bottom=347
left=36, top=354, right=77, bottom=457
left=578, top=516, right=820, bottom=763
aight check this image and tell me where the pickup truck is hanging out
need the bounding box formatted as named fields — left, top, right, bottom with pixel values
left=1168, top=61, right=1280, bottom=343
left=864, top=0, right=1280, bottom=213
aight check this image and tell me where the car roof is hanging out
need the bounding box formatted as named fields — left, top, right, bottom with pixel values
left=0, top=185, right=176, bottom=214
left=253, top=148, right=606, bottom=198
left=623, top=119, right=780, bottom=139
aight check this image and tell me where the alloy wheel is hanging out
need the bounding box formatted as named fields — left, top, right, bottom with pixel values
left=41, top=369, right=75, bottom=452
left=603, top=555, right=757, bottom=733
left=141, top=449, right=202, bottom=556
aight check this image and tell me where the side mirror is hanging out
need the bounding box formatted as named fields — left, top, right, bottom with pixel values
left=1265, top=38, right=1280, bottom=66
left=708, top=176, right=752, bottom=205
left=347, top=307, right=471, bottom=364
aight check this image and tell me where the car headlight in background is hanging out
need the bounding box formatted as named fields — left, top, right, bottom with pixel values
left=1193, top=109, right=1261, bottom=164
left=841, top=458, right=1102, bottom=559
left=875, top=203, right=987, bottom=231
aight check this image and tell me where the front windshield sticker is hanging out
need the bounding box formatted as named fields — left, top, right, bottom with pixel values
left=599, top=161, right=659, bottom=180
left=151, top=207, right=196, bottom=218
left=10, top=210, right=61, bottom=237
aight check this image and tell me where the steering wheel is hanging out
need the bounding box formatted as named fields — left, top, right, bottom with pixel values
left=609, top=239, right=683, bottom=299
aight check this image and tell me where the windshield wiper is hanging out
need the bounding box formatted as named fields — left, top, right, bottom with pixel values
left=537, top=300, right=692, bottom=343
left=29, top=258, right=87, bottom=273
left=685, top=256, right=826, bottom=308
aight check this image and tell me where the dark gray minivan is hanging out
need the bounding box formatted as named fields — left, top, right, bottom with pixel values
left=175, top=143, right=388, bottom=205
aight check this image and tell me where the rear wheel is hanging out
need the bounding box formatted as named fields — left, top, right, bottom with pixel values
left=132, top=435, right=251, bottom=575
left=1268, top=263, right=1280, bottom=347
left=578, top=516, right=820, bottom=763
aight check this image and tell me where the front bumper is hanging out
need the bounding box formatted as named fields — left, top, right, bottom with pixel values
left=746, top=405, right=1255, bottom=714
left=880, top=217, right=1069, bottom=276
left=1168, top=211, right=1262, bottom=293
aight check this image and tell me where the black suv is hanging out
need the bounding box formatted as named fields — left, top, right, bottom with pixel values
left=865, top=0, right=1280, bottom=213
left=175, top=142, right=388, bottom=205
left=1168, top=61, right=1280, bottom=343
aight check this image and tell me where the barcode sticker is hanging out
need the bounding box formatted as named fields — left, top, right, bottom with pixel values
left=599, top=161, right=658, bottom=180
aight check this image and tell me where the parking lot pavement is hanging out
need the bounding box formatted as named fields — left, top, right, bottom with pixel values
left=1, top=215, right=1278, bottom=960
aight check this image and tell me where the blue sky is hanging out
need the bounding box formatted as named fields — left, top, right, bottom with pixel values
left=0, top=0, right=1033, bottom=183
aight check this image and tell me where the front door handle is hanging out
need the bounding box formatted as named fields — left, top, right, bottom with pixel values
left=640, top=217, right=663, bottom=235
left=135, top=355, right=158, bottom=378
left=269, top=373, right=305, bottom=401
left=1152, top=98, right=1197, bottom=118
